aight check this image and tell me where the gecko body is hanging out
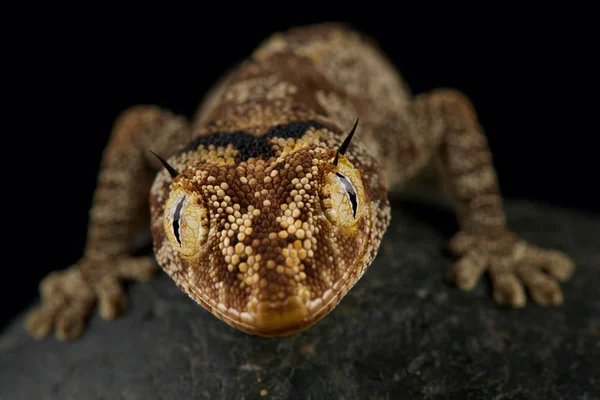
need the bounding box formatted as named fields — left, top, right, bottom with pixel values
left=26, top=24, right=575, bottom=340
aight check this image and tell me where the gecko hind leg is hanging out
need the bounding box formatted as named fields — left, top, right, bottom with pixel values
left=26, top=106, right=191, bottom=340
left=408, top=89, right=575, bottom=307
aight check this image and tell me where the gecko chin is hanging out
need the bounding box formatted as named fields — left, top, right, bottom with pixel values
left=154, top=132, right=377, bottom=336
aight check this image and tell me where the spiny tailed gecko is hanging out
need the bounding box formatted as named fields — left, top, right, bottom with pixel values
left=26, top=23, right=575, bottom=340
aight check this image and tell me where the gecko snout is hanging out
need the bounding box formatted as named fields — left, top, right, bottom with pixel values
left=242, top=252, right=346, bottom=336
left=248, top=295, right=310, bottom=336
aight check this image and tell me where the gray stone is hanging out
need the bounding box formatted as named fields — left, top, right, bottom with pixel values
left=2, top=195, right=599, bottom=400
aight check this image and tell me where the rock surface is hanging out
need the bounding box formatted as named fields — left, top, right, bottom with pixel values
left=1, top=195, right=599, bottom=400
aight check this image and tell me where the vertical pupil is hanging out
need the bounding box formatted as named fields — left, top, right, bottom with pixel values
left=335, top=172, right=358, bottom=218
left=172, top=197, right=185, bottom=246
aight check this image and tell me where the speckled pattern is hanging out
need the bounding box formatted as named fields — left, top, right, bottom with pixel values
left=3, top=199, right=598, bottom=399
left=25, top=23, right=576, bottom=341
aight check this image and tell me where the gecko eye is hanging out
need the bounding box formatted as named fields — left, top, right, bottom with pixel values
left=321, top=159, right=366, bottom=228
left=164, top=188, right=208, bottom=257
left=335, top=172, right=358, bottom=218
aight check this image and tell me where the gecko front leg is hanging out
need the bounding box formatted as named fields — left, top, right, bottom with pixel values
left=408, top=89, right=575, bottom=307
left=26, top=106, right=191, bottom=340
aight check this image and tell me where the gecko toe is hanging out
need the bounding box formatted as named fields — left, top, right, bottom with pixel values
left=55, top=306, right=88, bottom=341
left=523, top=246, right=575, bottom=281
left=447, top=251, right=487, bottom=291
left=516, top=264, right=564, bottom=307
left=446, top=231, right=476, bottom=255
left=532, top=284, right=563, bottom=306
left=490, top=271, right=526, bottom=308
left=541, top=252, right=575, bottom=282
left=97, top=278, right=128, bottom=320
left=25, top=305, right=57, bottom=340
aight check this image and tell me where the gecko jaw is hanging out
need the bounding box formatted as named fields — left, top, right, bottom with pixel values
left=248, top=296, right=310, bottom=336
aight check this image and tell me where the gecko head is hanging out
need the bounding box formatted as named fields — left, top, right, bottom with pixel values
left=150, top=120, right=390, bottom=336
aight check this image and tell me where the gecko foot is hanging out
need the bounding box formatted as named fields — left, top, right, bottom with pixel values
left=25, top=256, right=158, bottom=340
left=445, top=230, right=575, bottom=308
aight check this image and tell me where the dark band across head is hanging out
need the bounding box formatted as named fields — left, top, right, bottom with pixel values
left=149, top=150, right=180, bottom=179
left=333, top=117, right=359, bottom=166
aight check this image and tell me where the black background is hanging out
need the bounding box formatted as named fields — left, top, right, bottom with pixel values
left=3, top=6, right=597, bottom=329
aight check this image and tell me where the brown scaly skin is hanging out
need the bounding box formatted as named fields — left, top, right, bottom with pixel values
left=26, top=23, right=575, bottom=340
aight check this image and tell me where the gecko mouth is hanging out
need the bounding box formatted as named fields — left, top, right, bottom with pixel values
left=248, top=296, right=310, bottom=336
left=244, top=279, right=353, bottom=337
left=184, top=265, right=364, bottom=337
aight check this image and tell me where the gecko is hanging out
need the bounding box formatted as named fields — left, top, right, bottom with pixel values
left=25, top=23, right=575, bottom=340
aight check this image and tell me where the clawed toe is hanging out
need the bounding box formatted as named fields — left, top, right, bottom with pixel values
left=542, top=252, right=575, bottom=282
left=516, top=264, right=564, bottom=306
left=491, top=272, right=526, bottom=308
left=25, top=306, right=57, bottom=340
left=97, top=278, right=128, bottom=320
left=447, top=231, right=476, bottom=255
left=448, top=251, right=487, bottom=291
left=530, top=283, right=563, bottom=306
left=523, top=246, right=575, bottom=282
left=55, top=307, right=88, bottom=341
